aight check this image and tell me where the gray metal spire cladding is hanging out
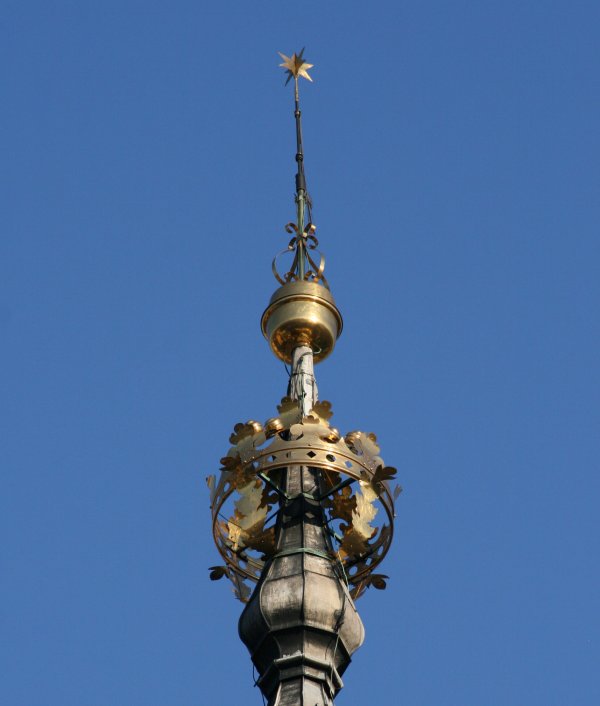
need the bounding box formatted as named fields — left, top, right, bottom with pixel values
left=207, top=50, right=401, bottom=705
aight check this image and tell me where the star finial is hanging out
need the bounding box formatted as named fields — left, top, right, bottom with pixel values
left=278, top=48, right=314, bottom=85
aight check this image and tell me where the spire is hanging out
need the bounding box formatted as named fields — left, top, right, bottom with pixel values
left=273, top=49, right=328, bottom=289
left=207, top=50, right=401, bottom=706
left=278, top=48, right=313, bottom=232
left=264, top=50, right=340, bottom=368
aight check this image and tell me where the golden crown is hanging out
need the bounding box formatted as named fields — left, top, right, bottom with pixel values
left=207, top=398, right=400, bottom=601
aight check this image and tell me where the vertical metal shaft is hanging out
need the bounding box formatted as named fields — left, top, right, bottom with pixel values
left=294, top=77, right=307, bottom=280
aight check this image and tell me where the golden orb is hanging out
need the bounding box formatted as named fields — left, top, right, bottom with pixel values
left=261, top=280, right=343, bottom=364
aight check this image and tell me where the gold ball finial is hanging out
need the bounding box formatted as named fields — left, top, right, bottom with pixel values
left=261, top=279, right=342, bottom=364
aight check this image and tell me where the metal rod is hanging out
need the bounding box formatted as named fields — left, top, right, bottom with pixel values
left=293, top=77, right=307, bottom=279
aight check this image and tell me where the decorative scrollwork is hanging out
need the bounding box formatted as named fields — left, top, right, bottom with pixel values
left=272, top=222, right=329, bottom=288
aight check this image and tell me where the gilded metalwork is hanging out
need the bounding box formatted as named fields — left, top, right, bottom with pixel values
left=262, top=48, right=343, bottom=366
left=208, top=398, right=400, bottom=602
left=278, top=49, right=314, bottom=84
left=261, top=280, right=343, bottom=364
left=272, top=222, right=328, bottom=288
left=207, top=49, right=400, bottom=706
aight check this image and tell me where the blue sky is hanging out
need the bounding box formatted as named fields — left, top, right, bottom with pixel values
left=2, top=1, right=599, bottom=704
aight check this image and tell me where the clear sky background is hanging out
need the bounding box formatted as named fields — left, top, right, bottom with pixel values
left=2, top=2, right=599, bottom=705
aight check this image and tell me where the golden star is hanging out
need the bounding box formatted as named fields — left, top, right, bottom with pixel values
left=278, top=48, right=314, bottom=84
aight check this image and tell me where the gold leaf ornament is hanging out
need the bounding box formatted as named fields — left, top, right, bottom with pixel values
left=373, top=465, right=397, bottom=483
left=206, top=474, right=218, bottom=503
left=243, top=526, right=276, bottom=559
left=345, top=431, right=382, bottom=464
left=351, top=482, right=378, bottom=540
left=371, top=465, right=398, bottom=495
left=311, top=400, right=333, bottom=421
left=229, top=571, right=252, bottom=602
left=338, top=525, right=370, bottom=559
left=226, top=481, right=268, bottom=552
left=219, top=455, right=238, bottom=471
left=276, top=396, right=302, bottom=428
left=208, top=565, right=228, bottom=581
left=370, top=574, right=389, bottom=590
left=234, top=480, right=268, bottom=530
left=330, top=484, right=357, bottom=524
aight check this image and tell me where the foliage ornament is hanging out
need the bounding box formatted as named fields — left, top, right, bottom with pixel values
left=207, top=398, right=400, bottom=601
